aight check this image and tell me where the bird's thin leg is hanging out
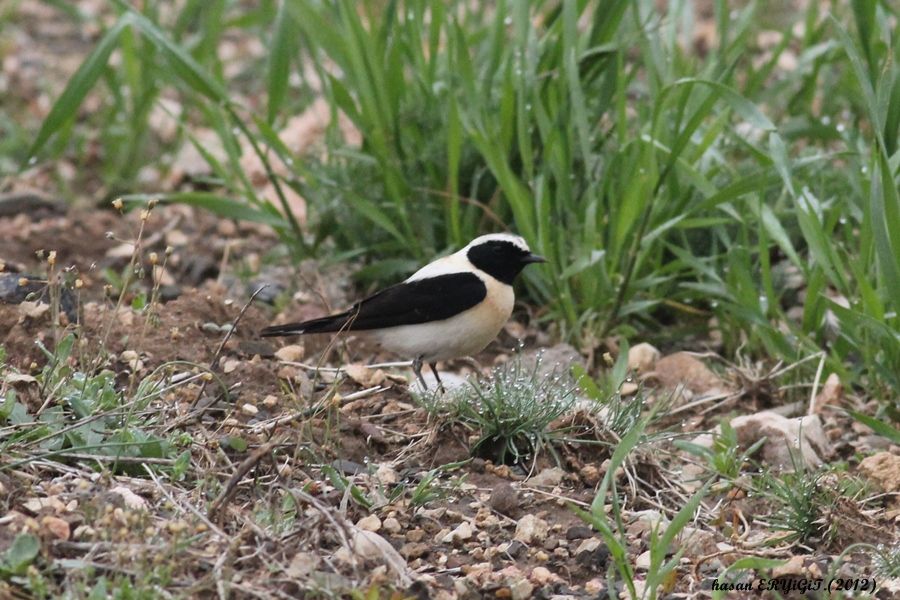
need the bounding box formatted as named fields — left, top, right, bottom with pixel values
left=429, top=362, right=445, bottom=394
left=412, top=356, right=429, bottom=391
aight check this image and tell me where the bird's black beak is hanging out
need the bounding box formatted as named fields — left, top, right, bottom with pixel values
left=522, top=253, right=546, bottom=264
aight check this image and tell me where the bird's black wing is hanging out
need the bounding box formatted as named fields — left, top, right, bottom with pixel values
left=346, top=272, right=487, bottom=329
left=260, top=272, right=487, bottom=336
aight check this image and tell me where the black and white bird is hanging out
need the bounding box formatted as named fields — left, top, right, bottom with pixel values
left=260, top=234, right=545, bottom=391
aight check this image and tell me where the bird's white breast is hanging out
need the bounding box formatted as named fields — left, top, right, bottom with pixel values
left=373, top=268, right=515, bottom=362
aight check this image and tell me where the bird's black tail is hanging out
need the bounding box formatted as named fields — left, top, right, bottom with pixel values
left=260, top=312, right=351, bottom=337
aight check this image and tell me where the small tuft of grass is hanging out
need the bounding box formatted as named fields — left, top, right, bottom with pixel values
left=675, top=420, right=766, bottom=483
left=872, top=543, right=900, bottom=578
left=754, top=464, right=872, bottom=548
left=755, top=467, right=829, bottom=545
left=422, top=352, right=577, bottom=465
left=407, top=461, right=469, bottom=508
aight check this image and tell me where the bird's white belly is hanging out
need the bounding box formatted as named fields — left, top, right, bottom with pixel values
left=373, top=283, right=514, bottom=362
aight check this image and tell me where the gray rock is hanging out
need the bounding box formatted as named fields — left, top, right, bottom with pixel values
left=528, top=467, right=565, bottom=487
left=565, top=525, right=593, bottom=540
left=489, top=482, right=520, bottom=516
left=730, top=411, right=831, bottom=470
left=514, top=514, right=549, bottom=544
left=574, top=538, right=609, bottom=569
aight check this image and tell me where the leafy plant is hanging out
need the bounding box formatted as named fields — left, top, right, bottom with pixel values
left=872, top=543, right=900, bottom=578
left=0, top=336, right=186, bottom=474
left=572, top=345, right=648, bottom=438
left=755, top=467, right=829, bottom=545
left=675, top=420, right=766, bottom=481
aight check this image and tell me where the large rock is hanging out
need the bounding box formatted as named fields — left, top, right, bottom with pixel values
left=650, top=352, right=727, bottom=396
left=730, top=411, right=831, bottom=469
left=627, top=343, right=660, bottom=373
left=858, top=452, right=900, bottom=493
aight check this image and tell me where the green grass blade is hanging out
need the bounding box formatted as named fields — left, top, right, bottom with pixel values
left=266, top=0, right=295, bottom=124
left=117, top=4, right=229, bottom=102
left=871, top=154, right=900, bottom=309
left=27, top=16, right=131, bottom=161
left=847, top=409, right=900, bottom=444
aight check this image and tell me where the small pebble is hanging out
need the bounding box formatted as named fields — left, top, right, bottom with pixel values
left=382, top=517, right=401, bottom=534
left=565, top=525, right=593, bottom=540
left=490, top=482, right=519, bottom=515
left=356, top=514, right=381, bottom=532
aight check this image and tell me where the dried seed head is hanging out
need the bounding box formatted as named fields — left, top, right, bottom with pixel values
left=165, top=245, right=174, bottom=256
left=35, top=249, right=44, bottom=260
left=104, top=284, right=113, bottom=296
left=140, top=209, right=151, bottom=221
left=47, top=251, right=57, bottom=267
left=75, top=278, right=84, bottom=289
left=112, top=198, right=124, bottom=211
left=149, top=252, right=159, bottom=265
left=18, top=277, right=29, bottom=287
left=148, top=198, right=158, bottom=209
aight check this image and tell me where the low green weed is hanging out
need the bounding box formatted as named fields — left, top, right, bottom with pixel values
left=576, top=411, right=713, bottom=600
left=675, top=420, right=765, bottom=481
left=0, top=335, right=186, bottom=475
left=425, top=352, right=577, bottom=465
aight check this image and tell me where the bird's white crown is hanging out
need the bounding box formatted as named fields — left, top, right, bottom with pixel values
left=463, top=233, right=531, bottom=253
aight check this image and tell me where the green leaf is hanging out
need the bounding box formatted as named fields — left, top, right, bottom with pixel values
left=267, top=0, right=295, bottom=123
left=670, top=78, right=777, bottom=131
left=871, top=155, right=900, bottom=309
left=2, top=533, right=40, bottom=575
left=122, top=7, right=229, bottom=102
left=759, top=203, right=802, bottom=269
left=226, top=436, right=248, bottom=452
left=847, top=410, right=900, bottom=444
left=28, top=16, right=131, bottom=160
left=590, top=413, right=647, bottom=515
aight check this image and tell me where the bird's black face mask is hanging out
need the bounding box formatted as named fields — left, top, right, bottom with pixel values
left=467, top=241, right=545, bottom=284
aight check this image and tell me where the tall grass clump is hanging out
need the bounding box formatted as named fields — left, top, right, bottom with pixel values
left=25, top=0, right=900, bottom=401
